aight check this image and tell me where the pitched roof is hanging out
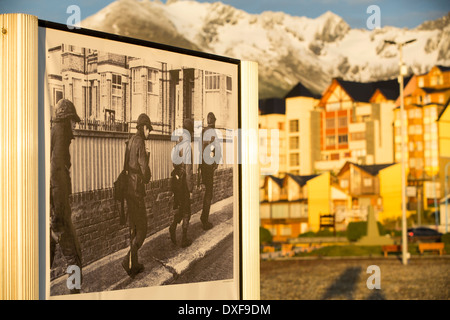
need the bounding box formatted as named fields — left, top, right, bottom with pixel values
left=338, top=161, right=395, bottom=176
left=336, top=77, right=411, bottom=102
left=259, top=98, right=286, bottom=115
left=353, top=163, right=396, bottom=176
left=436, top=65, right=450, bottom=72
left=420, top=87, right=450, bottom=94
left=287, top=174, right=319, bottom=187
left=284, top=82, right=321, bottom=99
left=437, top=97, right=450, bottom=121
left=268, top=175, right=284, bottom=188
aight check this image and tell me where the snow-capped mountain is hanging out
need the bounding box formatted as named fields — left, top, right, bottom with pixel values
left=82, top=0, right=450, bottom=99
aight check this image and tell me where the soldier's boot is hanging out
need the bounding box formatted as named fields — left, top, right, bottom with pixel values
left=201, top=218, right=213, bottom=231
left=181, top=228, right=192, bottom=248
left=169, top=222, right=177, bottom=245
left=121, top=251, right=132, bottom=276
left=201, top=199, right=213, bottom=231
left=130, top=245, right=144, bottom=277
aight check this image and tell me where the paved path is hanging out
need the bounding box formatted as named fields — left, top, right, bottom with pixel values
left=50, top=197, right=234, bottom=297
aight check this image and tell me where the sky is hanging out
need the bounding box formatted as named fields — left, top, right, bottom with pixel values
left=0, top=0, right=449, bottom=29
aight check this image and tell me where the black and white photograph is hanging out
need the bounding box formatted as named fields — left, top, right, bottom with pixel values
left=40, top=25, right=240, bottom=299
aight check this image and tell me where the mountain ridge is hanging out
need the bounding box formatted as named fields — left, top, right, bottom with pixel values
left=82, top=0, right=450, bottom=98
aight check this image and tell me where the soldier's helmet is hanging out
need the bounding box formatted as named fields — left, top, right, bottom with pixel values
left=54, top=99, right=81, bottom=122
left=207, top=112, right=216, bottom=125
left=137, top=113, right=153, bottom=131
left=183, top=118, right=194, bottom=134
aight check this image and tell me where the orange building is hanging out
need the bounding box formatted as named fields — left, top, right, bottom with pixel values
left=394, top=65, right=450, bottom=210
left=315, top=78, right=401, bottom=173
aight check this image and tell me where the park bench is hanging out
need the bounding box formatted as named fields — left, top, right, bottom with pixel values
left=382, top=245, right=402, bottom=257
left=262, top=245, right=275, bottom=253
left=282, top=244, right=294, bottom=257
left=418, top=242, right=444, bottom=255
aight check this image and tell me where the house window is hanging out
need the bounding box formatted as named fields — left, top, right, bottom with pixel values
left=132, top=68, right=141, bottom=93
left=289, top=120, right=299, bottom=132
left=430, top=77, right=436, bottom=86
left=101, top=73, right=108, bottom=107
left=111, top=74, right=122, bottom=111
left=418, top=77, right=424, bottom=87
left=331, top=153, right=339, bottom=160
left=226, top=76, right=232, bottom=91
left=205, top=71, right=220, bottom=91
left=338, top=117, right=347, bottom=128
left=338, top=134, right=348, bottom=145
left=147, top=69, right=156, bottom=94
left=326, top=118, right=335, bottom=129
left=363, top=178, right=372, bottom=187
left=326, top=135, right=336, bottom=146
left=289, top=136, right=299, bottom=149
left=290, top=153, right=299, bottom=166
left=340, top=179, right=349, bottom=189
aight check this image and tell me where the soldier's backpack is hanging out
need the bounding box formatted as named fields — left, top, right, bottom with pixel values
left=114, top=141, right=130, bottom=225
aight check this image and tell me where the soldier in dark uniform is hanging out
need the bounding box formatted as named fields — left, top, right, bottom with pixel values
left=50, top=99, right=82, bottom=294
left=122, top=113, right=152, bottom=277
left=200, top=112, right=219, bottom=230
left=169, top=119, right=194, bottom=248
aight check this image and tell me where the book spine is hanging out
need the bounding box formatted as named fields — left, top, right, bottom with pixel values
left=0, top=13, right=39, bottom=300
left=240, top=61, right=260, bottom=300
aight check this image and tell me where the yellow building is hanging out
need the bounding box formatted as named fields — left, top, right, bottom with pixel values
left=258, top=98, right=287, bottom=178
left=438, top=100, right=450, bottom=229
left=307, top=172, right=331, bottom=232
left=284, top=82, right=321, bottom=175
left=378, top=163, right=416, bottom=222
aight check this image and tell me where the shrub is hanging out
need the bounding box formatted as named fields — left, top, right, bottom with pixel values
left=347, top=221, right=366, bottom=242
left=346, top=221, right=387, bottom=242
left=260, top=227, right=273, bottom=244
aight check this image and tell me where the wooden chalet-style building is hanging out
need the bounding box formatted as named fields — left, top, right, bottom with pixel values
left=315, top=77, right=403, bottom=174
left=260, top=174, right=317, bottom=242
left=336, top=162, right=395, bottom=221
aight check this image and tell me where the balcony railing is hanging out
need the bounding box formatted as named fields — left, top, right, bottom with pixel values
left=76, top=119, right=129, bottom=133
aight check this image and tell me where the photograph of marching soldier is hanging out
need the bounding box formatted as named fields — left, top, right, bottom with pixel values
left=199, top=112, right=219, bottom=230
left=44, top=29, right=238, bottom=299
left=169, top=118, right=195, bottom=248
left=121, top=113, right=153, bottom=277
left=49, top=99, right=83, bottom=294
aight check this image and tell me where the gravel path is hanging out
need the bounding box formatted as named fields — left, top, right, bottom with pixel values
left=260, top=256, right=450, bottom=300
